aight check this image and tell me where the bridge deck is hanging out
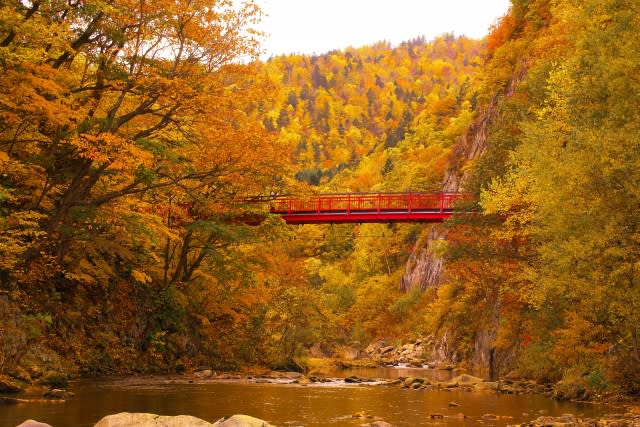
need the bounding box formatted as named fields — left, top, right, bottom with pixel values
left=269, top=192, right=467, bottom=224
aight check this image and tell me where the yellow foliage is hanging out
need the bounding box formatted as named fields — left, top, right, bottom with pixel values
left=131, top=270, right=153, bottom=284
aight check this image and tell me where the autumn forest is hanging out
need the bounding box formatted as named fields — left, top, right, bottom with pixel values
left=1, top=0, right=639, bottom=402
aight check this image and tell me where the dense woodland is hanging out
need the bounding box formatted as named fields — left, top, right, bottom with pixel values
left=1, top=0, right=639, bottom=398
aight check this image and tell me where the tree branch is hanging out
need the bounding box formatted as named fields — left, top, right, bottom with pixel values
left=75, top=167, right=225, bottom=208
left=0, top=1, right=41, bottom=47
left=52, top=12, right=104, bottom=69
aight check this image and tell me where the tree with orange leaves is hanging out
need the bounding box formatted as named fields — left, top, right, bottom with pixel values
left=0, top=0, right=294, bottom=372
left=0, top=0, right=284, bottom=283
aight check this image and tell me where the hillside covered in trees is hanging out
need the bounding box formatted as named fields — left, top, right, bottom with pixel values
left=1, top=0, right=639, bottom=400
left=258, top=34, right=482, bottom=189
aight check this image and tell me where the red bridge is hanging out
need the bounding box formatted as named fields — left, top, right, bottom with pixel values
left=269, top=192, right=468, bottom=225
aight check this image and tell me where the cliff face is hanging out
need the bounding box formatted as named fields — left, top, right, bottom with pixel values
left=399, top=104, right=494, bottom=292
left=399, top=66, right=527, bottom=378
left=399, top=227, right=446, bottom=292
left=400, top=65, right=525, bottom=293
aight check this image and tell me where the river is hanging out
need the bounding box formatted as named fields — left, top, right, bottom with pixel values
left=1, top=367, right=608, bottom=426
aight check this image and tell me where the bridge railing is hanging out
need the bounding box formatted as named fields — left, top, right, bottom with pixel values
left=269, top=192, right=468, bottom=215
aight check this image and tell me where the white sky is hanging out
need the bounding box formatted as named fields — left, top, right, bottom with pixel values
left=257, top=0, right=512, bottom=58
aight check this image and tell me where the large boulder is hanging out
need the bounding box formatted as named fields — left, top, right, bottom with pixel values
left=15, top=421, right=53, bottom=427
left=365, top=340, right=385, bottom=354
left=213, top=415, right=275, bottom=426
left=93, top=413, right=214, bottom=427
left=93, top=413, right=274, bottom=427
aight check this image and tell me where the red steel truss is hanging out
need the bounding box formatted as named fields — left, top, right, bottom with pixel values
left=269, top=192, right=468, bottom=224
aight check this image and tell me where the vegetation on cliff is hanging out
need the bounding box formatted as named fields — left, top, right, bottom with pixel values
left=433, top=0, right=640, bottom=397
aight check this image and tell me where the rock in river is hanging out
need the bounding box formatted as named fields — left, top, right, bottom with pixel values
left=15, top=421, right=53, bottom=427
left=214, top=415, right=275, bottom=426
left=93, top=413, right=274, bottom=427
left=94, top=413, right=215, bottom=426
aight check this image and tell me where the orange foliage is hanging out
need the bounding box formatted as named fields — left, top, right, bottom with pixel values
left=487, top=13, right=516, bottom=56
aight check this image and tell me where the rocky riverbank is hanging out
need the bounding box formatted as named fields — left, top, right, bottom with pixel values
left=3, top=337, right=640, bottom=427
left=307, top=337, right=449, bottom=368
left=307, top=337, right=640, bottom=406
left=363, top=337, right=454, bottom=368
left=0, top=373, right=74, bottom=405
left=5, top=370, right=640, bottom=427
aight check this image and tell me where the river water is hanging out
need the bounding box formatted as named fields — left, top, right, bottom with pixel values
left=1, top=367, right=608, bottom=427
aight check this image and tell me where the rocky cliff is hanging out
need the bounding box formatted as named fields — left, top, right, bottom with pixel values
left=400, top=63, right=527, bottom=293
left=399, top=106, right=493, bottom=292
left=399, top=64, right=528, bottom=378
